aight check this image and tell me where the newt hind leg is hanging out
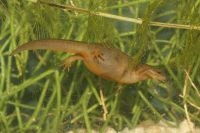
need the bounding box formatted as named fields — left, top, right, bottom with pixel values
left=61, top=55, right=84, bottom=70
left=91, top=49, right=105, bottom=63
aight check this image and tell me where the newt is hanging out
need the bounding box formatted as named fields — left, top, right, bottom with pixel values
left=11, top=39, right=166, bottom=84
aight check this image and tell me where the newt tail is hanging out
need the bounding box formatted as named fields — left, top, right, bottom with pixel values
left=11, top=39, right=166, bottom=84
left=11, top=39, right=90, bottom=56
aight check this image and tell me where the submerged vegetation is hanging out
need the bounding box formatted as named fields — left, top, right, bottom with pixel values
left=0, top=0, right=199, bottom=132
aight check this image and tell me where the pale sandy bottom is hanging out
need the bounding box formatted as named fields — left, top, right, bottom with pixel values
left=67, top=120, right=200, bottom=133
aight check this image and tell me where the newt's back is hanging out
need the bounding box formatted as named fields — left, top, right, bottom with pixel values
left=82, top=45, right=131, bottom=82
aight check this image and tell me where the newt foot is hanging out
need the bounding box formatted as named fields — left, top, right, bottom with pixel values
left=61, top=55, right=84, bottom=71
left=91, top=49, right=105, bottom=64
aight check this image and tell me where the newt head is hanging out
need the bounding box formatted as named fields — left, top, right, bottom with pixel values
left=130, top=64, right=166, bottom=83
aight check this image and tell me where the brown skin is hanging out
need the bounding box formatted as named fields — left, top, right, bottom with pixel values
left=11, top=39, right=166, bottom=84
